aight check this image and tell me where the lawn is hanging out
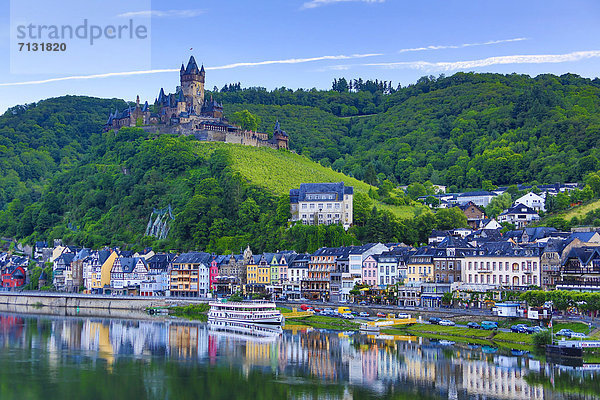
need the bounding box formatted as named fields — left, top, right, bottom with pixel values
left=492, top=331, right=534, bottom=344
left=553, top=322, right=591, bottom=333
left=405, top=323, right=492, bottom=339
left=286, top=315, right=359, bottom=330
left=496, top=319, right=534, bottom=329
left=277, top=307, right=292, bottom=313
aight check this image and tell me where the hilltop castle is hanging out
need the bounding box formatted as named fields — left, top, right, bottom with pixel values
left=104, top=56, right=289, bottom=150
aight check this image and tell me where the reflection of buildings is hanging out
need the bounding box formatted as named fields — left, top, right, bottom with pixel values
left=463, top=357, right=544, bottom=400
left=302, top=331, right=348, bottom=381
left=0, top=312, right=587, bottom=399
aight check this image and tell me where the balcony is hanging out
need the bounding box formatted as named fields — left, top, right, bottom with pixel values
left=556, top=280, right=600, bottom=289
left=562, top=267, right=600, bottom=275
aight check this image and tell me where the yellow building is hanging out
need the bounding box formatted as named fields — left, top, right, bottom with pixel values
left=92, top=251, right=117, bottom=290
left=245, top=254, right=271, bottom=290
left=406, top=247, right=435, bottom=283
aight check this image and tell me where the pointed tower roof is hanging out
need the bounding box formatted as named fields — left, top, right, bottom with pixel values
left=180, top=63, right=185, bottom=73
left=200, top=64, right=205, bottom=74
left=184, top=56, right=200, bottom=75
left=274, top=120, right=288, bottom=137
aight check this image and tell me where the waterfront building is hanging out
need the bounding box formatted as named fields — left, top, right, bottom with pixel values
left=432, top=236, right=469, bottom=284
left=462, top=243, right=542, bottom=288
left=284, top=253, right=310, bottom=300
left=361, top=255, right=378, bottom=286
left=303, top=247, right=347, bottom=301
left=82, top=250, right=110, bottom=292
left=406, top=247, right=435, bottom=283
left=110, top=257, right=149, bottom=291
left=170, top=252, right=211, bottom=297
left=556, top=246, right=600, bottom=291
left=52, top=252, right=75, bottom=291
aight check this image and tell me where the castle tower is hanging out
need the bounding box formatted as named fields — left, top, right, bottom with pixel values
left=180, top=56, right=205, bottom=114
left=273, top=120, right=289, bottom=150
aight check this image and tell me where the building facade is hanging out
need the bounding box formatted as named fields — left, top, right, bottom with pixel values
left=290, top=182, right=354, bottom=229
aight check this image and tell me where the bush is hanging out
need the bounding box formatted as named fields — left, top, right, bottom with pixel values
left=532, top=331, right=552, bottom=348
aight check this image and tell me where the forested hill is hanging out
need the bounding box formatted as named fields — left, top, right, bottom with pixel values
left=216, top=72, right=600, bottom=190
left=2, top=71, right=600, bottom=251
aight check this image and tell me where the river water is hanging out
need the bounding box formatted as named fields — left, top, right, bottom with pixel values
left=0, top=311, right=597, bottom=400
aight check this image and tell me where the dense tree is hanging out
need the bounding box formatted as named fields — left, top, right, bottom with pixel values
left=229, top=110, right=260, bottom=132
left=434, top=208, right=468, bottom=230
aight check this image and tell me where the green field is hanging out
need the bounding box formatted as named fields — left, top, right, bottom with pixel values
left=194, top=142, right=424, bottom=219
left=286, top=315, right=359, bottom=330
left=404, top=323, right=493, bottom=339
left=539, top=198, right=600, bottom=225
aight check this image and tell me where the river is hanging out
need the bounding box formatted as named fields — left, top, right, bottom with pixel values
left=0, top=311, right=597, bottom=399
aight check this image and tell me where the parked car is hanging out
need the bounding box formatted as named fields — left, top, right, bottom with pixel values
left=569, top=332, right=587, bottom=338
left=428, top=317, right=442, bottom=325
left=323, top=308, right=334, bottom=314
left=511, top=324, right=528, bottom=333
left=481, top=321, right=498, bottom=330
left=439, top=319, right=455, bottom=326
left=376, top=312, right=386, bottom=318
left=359, top=312, right=369, bottom=317
left=359, top=301, right=367, bottom=306
left=342, top=313, right=355, bottom=319
left=467, top=322, right=480, bottom=329
left=397, top=313, right=410, bottom=319
left=313, top=308, right=322, bottom=313
left=300, top=304, right=311, bottom=311
left=556, top=329, right=574, bottom=337
left=526, top=326, right=548, bottom=334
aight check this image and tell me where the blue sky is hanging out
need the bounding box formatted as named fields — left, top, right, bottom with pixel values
left=1, top=0, right=600, bottom=113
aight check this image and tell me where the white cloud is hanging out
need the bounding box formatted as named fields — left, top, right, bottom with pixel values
left=117, top=9, right=205, bottom=18
left=301, top=0, right=384, bottom=10
left=209, top=53, right=382, bottom=70
left=363, top=50, right=600, bottom=71
left=0, top=53, right=382, bottom=87
left=398, top=38, right=528, bottom=53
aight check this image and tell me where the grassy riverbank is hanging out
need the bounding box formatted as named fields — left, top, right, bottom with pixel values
left=382, top=323, right=535, bottom=347
left=285, top=315, right=359, bottom=330
left=167, top=304, right=210, bottom=321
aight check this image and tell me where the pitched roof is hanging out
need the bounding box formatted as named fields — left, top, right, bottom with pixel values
left=290, top=182, right=353, bottom=203
left=173, top=252, right=211, bottom=265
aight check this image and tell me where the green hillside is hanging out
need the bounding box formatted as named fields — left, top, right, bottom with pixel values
left=225, top=144, right=423, bottom=218
left=216, top=72, right=600, bottom=191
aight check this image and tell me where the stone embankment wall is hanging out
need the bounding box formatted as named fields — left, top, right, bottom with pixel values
left=0, top=292, right=168, bottom=311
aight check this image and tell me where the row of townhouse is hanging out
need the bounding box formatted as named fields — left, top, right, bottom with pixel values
left=0, top=253, right=29, bottom=289
left=38, top=223, right=600, bottom=299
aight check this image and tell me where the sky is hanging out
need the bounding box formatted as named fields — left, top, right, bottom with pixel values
left=1, top=0, right=600, bottom=113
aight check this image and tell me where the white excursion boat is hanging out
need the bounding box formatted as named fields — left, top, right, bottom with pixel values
left=208, top=301, right=284, bottom=325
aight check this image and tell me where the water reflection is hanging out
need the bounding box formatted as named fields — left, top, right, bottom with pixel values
left=0, top=312, right=597, bottom=399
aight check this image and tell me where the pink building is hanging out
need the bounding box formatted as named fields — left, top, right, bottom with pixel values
left=209, top=257, right=219, bottom=291
left=362, top=255, right=378, bottom=286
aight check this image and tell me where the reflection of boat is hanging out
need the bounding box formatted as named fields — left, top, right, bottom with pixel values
left=208, top=320, right=282, bottom=342
left=439, top=340, right=455, bottom=346
left=482, top=345, right=498, bottom=354
left=511, top=349, right=529, bottom=356
left=359, top=323, right=380, bottom=334
left=208, top=301, right=283, bottom=325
